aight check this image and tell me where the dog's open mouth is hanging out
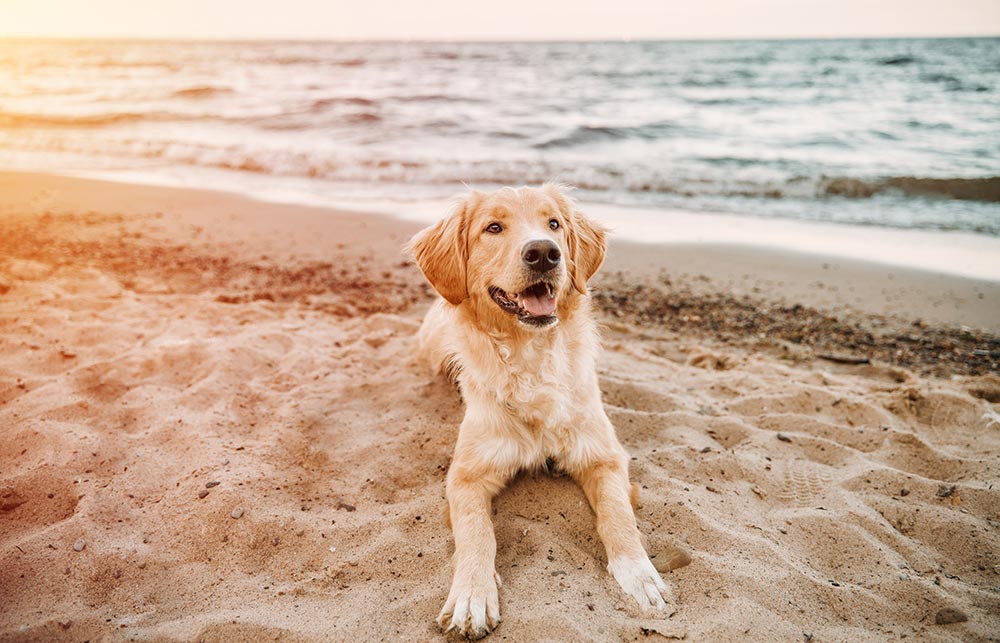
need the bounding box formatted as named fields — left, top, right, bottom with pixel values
left=489, top=282, right=558, bottom=327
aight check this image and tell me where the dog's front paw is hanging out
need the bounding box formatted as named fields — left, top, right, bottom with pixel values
left=437, top=569, right=502, bottom=639
left=608, top=556, right=673, bottom=611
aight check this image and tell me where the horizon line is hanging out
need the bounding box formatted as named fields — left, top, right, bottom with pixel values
left=1, top=33, right=998, bottom=44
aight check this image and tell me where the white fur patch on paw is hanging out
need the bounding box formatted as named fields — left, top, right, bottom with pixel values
left=608, top=555, right=673, bottom=610
left=437, top=570, right=502, bottom=639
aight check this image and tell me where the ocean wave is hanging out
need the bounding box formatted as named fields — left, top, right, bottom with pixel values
left=878, top=54, right=919, bottom=66
left=0, top=111, right=151, bottom=128
left=387, top=93, right=479, bottom=103
left=344, top=112, right=381, bottom=124
left=920, top=73, right=990, bottom=92
left=172, top=86, right=234, bottom=99
left=130, top=143, right=1000, bottom=205
left=0, top=106, right=384, bottom=131
left=686, top=96, right=776, bottom=106
left=6, top=121, right=995, bottom=207
left=821, top=176, right=1000, bottom=202
left=533, top=122, right=679, bottom=149
left=308, top=97, right=377, bottom=111
left=309, top=96, right=376, bottom=112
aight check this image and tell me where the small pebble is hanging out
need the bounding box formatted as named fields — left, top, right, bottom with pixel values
left=230, top=507, right=244, bottom=519
left=900, top=488, right=910, bottom=497
left=776, top=433, right=792, bottom=443
left=72, top=539, right=86, bottom=552
left=699, top=446, right=711, bottom=453
left=652, top=546, right=692, bottom=573
left=205, top=481, right=220, bottom=488
left=0, top=490, right=27, bottom=512
left=934, top=608, right=967, bottom=625
left=337, top=501, right=356, bottom=512
left=198, top=489, right=209, bottom=499
left=936, top=484, right=956, bottom=498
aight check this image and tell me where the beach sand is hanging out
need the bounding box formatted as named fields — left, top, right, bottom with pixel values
left=1, top=172, right=999, bottom=643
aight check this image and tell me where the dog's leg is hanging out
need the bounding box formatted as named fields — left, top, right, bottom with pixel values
left=438, top=462, right=507, bottom=639
left=574, top=453, right=672, bottom=611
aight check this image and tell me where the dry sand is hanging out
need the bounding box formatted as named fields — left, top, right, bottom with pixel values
left=1, top=172, right=999, bottom=643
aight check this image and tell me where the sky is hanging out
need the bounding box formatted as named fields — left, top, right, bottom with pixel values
left=1, top=0, right=998, bottom=40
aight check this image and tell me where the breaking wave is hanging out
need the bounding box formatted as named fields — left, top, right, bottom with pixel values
left=533, top=122, right=681, bottom=149
left=172, top=86, right=234, bottom=99
left=820, top=176, right=1000, bottom=203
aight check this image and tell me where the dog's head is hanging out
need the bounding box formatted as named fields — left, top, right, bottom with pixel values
left=409, top=184, right=607, bottom=330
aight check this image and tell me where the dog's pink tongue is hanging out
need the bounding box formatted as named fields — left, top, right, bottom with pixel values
left=521, top=292, right=557, bottom=316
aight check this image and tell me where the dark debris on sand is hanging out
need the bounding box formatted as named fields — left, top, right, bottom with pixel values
left=592, top=271, right=999, bottom=378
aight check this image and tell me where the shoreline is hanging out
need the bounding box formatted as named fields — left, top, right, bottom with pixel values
left=3, top=170, right=998, bottom=331
left=91, top=166, right=1000, bottom=282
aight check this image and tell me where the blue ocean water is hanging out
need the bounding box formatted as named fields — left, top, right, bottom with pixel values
left=0, top=38, right=997, bottom=233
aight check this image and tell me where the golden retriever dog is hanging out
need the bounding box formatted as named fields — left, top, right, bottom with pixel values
left=409, top=184, right=671, bottom=639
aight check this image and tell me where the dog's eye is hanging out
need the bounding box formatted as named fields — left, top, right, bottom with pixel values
left=484, top=222, right=503, bottom=234
left=548, top=219, right=560, bottom=230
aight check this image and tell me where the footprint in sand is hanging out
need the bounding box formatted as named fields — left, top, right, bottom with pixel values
left=914, top=391, right=1000, bottom=451
left=777, top=461, right=835, bottom=507
left=600, top=378, right=682, bottom=414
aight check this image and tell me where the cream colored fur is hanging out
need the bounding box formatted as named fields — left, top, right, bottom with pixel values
left=409, top=185, right=672, bottom=639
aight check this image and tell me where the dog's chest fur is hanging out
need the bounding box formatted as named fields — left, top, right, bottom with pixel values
left=494, top=334, right=575, bottom=432
left=458, top=318, right=600, bottom=464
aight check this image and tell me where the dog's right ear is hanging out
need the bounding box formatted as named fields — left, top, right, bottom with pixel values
left=407, top=193, right=481, bottom=306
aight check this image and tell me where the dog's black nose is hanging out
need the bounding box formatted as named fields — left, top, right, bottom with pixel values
left=521, top=239, right=561, bottom=272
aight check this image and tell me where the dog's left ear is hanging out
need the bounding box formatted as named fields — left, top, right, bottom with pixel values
left=544, top=184, right=607, bottom=295
left=407, top=193, right=481, bottom=305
